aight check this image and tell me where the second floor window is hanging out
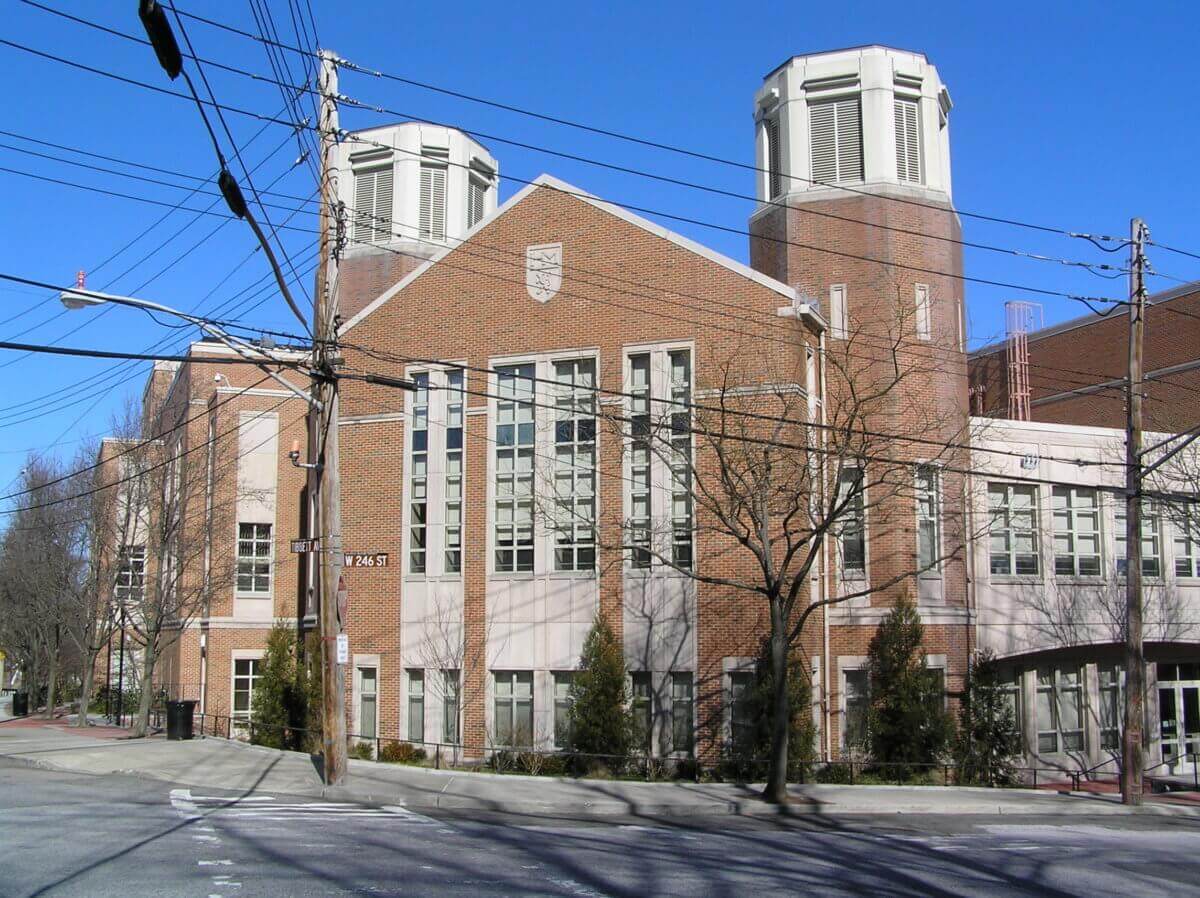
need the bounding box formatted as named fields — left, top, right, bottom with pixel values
left=836, top=467, right=866, bottom=575
left=494, top=365, right=535, bottom=573
left=988, top=483, right=1038, bottom=576
left=1171, top=505, right=1200, bottom=578
left=1052, top=486, right=1101, bottom=577
left=115, top=545, right=146, bottom=605
left=236, top=523, right=272, bottom=593
left=553, top=359, right=597, bottom=571
left=409, top=373, right=430, bottom=574
left=1116, top=502, right=1162, bottom=578
left=915, top=465, right=940, bottom=571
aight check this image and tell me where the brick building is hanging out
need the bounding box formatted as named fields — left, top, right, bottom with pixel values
left=968, top=282, right=1200, bottom=433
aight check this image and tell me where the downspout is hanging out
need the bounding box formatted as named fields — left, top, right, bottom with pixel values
left=819, top=330, right=832, bottom=762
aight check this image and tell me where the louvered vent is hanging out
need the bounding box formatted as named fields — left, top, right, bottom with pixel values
left=353, top=166, right=393, bottom=244
left=468, top=178, right=485, bottom=228
left=894, top=98, right=923, bottom=183
left=766, top=116, right=782, bottom=199
left=419, top=164, right=447, bottom=241
left=809, top=98, right=862, bottom=185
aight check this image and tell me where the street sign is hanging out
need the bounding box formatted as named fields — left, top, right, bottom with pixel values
left=290, top=538, right=320, bottom=554
left=336, top=574, right=348, bottom=626
left=336, top=633, right=349, bottom=665
left=344, top=552, right=389, bottom=568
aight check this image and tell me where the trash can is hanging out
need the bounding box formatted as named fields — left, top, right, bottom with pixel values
left=166, top=700, right=197, bottom=740
left=11, top=691, right=28, bottom=717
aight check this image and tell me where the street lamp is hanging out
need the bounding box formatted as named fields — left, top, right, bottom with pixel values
left=58, top=285, right=314, bottom=407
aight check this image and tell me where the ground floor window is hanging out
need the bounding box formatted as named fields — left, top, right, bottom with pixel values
left=1098, top=664, right=1123, bottom=752
left=232, top=658, right=261, bottom=719
left=442, top=669, right=460, bottom=745
left=407, top=669, right=424, bottom=743
left=1036, top=666, right=1084, bottom=754
left=553, top=672, right=574, bottom=749
left=494, top=670, right=533, bottom=747
left=631, top=671, right=652, bottom=752
left=358, top=667, right=378, bottom=739
left=670, top=673, right=694, bottom=755
left=728, top=671, right=754, bottom=748
left=844, top=668, right=869, bottom=749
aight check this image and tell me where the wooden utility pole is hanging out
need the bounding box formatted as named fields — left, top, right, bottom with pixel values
left=312, top=49, right=347, bottom=786
left=1121, top=217, right=1148, bottom=805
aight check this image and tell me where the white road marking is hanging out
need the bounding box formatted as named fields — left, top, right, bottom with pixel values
left=198, top=859, right=234, bottom=867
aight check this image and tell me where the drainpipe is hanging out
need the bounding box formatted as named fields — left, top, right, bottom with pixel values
left=819, top=330, right=832, bottom=762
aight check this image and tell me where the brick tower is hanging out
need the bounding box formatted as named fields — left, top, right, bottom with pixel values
left=748, top=47, right=972, bottom=755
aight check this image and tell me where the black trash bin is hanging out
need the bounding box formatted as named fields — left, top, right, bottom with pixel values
left=166, top=700, right=197, bottom=740
left=11, top=691, right=28, bottom=717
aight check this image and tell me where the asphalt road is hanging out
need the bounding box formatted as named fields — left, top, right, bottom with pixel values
left=2, top=759, right=1199, bottom=897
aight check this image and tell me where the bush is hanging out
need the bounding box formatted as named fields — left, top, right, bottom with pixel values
left=955, top=649, right=1021, bottom=786
left=566, top=614, right=635, bottom=759
left=379, top=741, right=427, bottom=765
left=348, top=740, right=375, bottom=761
left=249, top=624, right=310, bottom=751
left=865, top=596, right=955, bottom=774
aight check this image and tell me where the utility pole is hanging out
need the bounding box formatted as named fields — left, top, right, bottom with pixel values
left=312, top=49, right=347, bottom=786
left=1121, top=217, right=1148, bottom=806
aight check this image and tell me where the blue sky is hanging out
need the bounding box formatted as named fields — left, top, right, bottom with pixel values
left=1, top=0, right=1197, bottom=495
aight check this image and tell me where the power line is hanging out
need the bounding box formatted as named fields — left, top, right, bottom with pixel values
left=0, top=338, right=308, bottom=366
left=0, top=34, right=1131, bottom=310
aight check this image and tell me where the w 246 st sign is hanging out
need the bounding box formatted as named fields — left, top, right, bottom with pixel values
left=343, top=552, right=389, bottom=568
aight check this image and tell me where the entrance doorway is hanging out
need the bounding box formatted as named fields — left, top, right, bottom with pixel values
left=1158, top=663, right=1200, bottom=776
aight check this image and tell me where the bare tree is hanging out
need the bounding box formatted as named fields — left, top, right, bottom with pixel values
left=574, top=307, right=974, bottom=803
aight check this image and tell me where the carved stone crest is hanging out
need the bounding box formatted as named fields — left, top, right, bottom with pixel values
left=525, top=243, right=562, bottom=303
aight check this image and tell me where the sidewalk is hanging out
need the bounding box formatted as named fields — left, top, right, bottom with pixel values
left=2, top=719, right=1197, bottom=818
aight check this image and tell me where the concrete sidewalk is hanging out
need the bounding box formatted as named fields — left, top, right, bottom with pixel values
left=2, top=720, right=1197, bottom=818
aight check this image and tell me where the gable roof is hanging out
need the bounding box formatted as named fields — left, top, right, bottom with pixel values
left=341, top=174, right=815, bottom=334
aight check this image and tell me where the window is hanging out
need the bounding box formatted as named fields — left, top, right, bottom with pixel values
left=1052, top=486, right=1101, bottom=577
left=628, top=354, right=652, bottom=568
left=232, top=658, right=261, bottom=719
left=352, top=165, right=393, bottom=244
left=493, top=671, right=533, bottom=747
left=670, top=673, right=694, bottom=755
left=1098, top=664, right=1123, bottom=751
left=358, top=667, right=378, bottom=739
left=915, top=465, right=940, bottom=571
left=1171, top=504, right=1200, bottom=578
left=809, top=96, right=863, bottom=184
left=236, top=523, right=272, bottom=593
left=1116, top=501, right=1162, bottom=578
left=829, top=284, right=848, bottom=340
left=988, top=483, right=1038, bottom=576
left=669, top=351, right=693, bottom=569
left=553, top=359, right=597, bottom=571
left=894, top=97, right=923, bottom=184
left=444, top=371, right=464, bottom=574
left=418, top=148, right=448, bottom=241
left=914, top=284, right=931, bottom=341
left=765, top=115, right=782, bottom=199
left=553, top=672, right=574, bottom=749
left=836, top=467, right=866, bottom=575
left=442, top=670, right=460, bottom=744
left=407, top=669, right=425, bottom=742
left=729, top=671, right=754, bottom=748
left=494, top=364, right=535, bottom=573
left=631, top=671, right=652, bottom=752
left=467, top=170, right=491, bottom=229
left=1036, top=666, right=1084, bottom=753
left=409, top=373, right=430, bottom=574
left=999, top=672, right=1022, bottom=745
left=115, top=545, right=146, bottom=605
left=844, top=668, right=869, bottom=748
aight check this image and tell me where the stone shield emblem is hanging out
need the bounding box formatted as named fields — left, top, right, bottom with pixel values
left=525, top=243, right=563, bottom=303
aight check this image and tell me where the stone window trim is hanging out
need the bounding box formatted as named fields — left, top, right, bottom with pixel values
left=484, top=348, right=602, bottom=580
left=621, top=340, right=697, bottom=577
left=402, top=362, right=469, bottom=583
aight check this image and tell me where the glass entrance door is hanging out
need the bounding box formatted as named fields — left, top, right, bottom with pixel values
left=1158, top=664, right=1200, bottom=776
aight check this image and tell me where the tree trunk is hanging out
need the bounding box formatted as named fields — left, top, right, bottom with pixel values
left=76, top=650, right=97, bottom=727
left=130, top=646, right=157, bottom=738
left=43, top=647, right=58, bottom=720
left=763, top=609, right=791, bottom=804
